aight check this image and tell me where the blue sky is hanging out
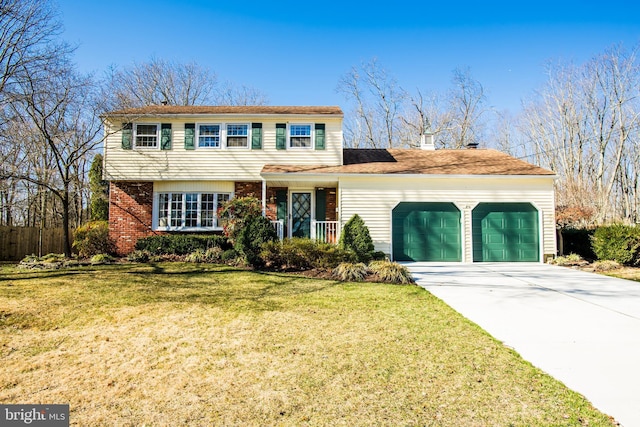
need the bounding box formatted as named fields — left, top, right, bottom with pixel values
left=57, top=0, right=640, bottom=114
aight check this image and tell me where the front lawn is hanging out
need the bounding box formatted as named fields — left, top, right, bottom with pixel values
left=0, top=263, right=615, bottom=426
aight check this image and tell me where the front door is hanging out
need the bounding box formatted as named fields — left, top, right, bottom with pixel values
left=290, top=192, right=312, bottom=238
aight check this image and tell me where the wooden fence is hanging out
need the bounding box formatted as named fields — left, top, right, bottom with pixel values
left=0, top=226, right=71, bottom=261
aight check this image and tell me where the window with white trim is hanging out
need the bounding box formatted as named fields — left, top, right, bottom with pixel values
left=289, top=124, right=312, bottom=148
left=197, top=124, right=221, bottom=148
left=226, top=124, right=249, bottom=148
left=134, top=123, right=160, bottom=148
left=156, top=192, right=230, bottom=230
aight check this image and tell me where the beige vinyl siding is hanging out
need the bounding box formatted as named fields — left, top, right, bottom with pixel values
left=339, top=175, right=556, bottom=262
left=104, top=117, right=343, bottom=181
left=154, top=181, right=234, bottom=194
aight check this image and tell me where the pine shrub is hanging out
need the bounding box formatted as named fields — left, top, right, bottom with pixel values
left=592, top=224, right=640, bottom=265
left=339, top=214, right=375, bottom=263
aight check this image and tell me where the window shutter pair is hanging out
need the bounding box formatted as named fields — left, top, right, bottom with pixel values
left=121, top=123, right=172, bottom=150
left=275, top=123, right=325, bottom=150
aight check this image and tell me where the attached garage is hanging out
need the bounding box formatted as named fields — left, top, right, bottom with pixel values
left=472, top=203, right=540, bottom=262
left=392, top=202, right=461, bottom=262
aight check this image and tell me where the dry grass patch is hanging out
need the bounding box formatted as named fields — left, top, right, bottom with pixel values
left=0, top=263, right=615, bottom=426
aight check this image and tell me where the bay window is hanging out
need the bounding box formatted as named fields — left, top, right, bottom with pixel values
left=156, top=192, right=230, bottom=230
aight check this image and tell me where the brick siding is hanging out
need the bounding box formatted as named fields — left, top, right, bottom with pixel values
left=109, top=181, right=154, bottom=255
left=234, top=181, right=262, bottom=198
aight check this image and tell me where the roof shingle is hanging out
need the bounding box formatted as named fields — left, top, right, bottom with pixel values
left=262, top=148, right=555, bottom=176
left=104, top=105, right=343, bottom=116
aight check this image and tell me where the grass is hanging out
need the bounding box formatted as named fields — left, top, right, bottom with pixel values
left=0, top=262, right=615, bottom=426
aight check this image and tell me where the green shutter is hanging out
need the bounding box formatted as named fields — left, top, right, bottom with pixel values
left=314, top=123, right=325, bottom=150
left=276, top=123, right=286, bottom=150
left=184, top=123, right=195, bottom=150
left=315, top=189, right=326, bottom=221
left=161, top=123, right=172, bottom=150
left=121, top=123, right=132, bottom=150
left=251, top=122, right=262, bottom=149
left=276, top=190, right=288, bottom=221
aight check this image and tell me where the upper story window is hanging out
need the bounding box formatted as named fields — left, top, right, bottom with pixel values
left=134, top=124, right=159, bottom=148
left=289, top=124, right=312, bottom=148
left=198, top=124, right=220, bottom=148
left=226, top=124, right=249, bottom=148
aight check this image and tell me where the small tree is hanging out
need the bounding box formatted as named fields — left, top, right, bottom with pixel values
left=217, top=196, right=263, bottom=244
left=89, top=154, right=108, bottom=220
left=235, top=215, right=278, bottom=267
left=339, top=214, right=375, bottom=263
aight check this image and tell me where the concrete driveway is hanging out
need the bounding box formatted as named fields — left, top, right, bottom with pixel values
left=407, top=262, right=640, bottom=427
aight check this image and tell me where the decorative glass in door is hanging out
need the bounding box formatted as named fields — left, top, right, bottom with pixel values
left=291, top=192, right=311, bottom=238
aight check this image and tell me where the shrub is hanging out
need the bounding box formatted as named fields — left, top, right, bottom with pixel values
left=19, top=253, right=67, bottom=270
left=332, top=262, right=369, bottom=282
left=217, top=197, right=263, bottom=243
left=592, top=224, right=640, bottom=265
left=204, top=247, right=224, bottom=263
left=91, top=253, right=114, bottom=265
left=339, top=214, right=375, bottom=263
left=368, top=260, right=414, bottom=284
left=260, top=238, right=352, bottom=271
left=549, top=253, right=587, bottom=267
left=235, top=214, right=278, bottom=267
left=135, top=234, right=230, bottom=255
left=73, top=221, right=115, bottom=258
left=127, top=250, right=151, bottom=263
left=592, top=260, right=621, bottom=272
left=221, top=249, right=239, bottom=262
left=185, top=249, right=206, bottom=263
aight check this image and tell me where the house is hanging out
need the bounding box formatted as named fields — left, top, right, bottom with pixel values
left=102, top=105, right=557, bottom=262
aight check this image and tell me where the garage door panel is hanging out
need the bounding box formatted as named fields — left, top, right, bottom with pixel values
left=473, top=203, right=539, bottom=262
left=393, top=202, right=461, bottom=262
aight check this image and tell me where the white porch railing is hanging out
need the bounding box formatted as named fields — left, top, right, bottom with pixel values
left=270, top=220, right=284, bottom=240
left=311, top=220, right=340, bottom=244
left=270, top=219, right=340, bottom=243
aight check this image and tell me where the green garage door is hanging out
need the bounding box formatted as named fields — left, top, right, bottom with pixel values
left=472, top=203, right=539, bottom=262
left=392, top=202, right=461, bottom=262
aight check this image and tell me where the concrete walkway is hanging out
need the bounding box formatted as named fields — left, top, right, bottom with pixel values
left=407, top=262, right=640, bottom=427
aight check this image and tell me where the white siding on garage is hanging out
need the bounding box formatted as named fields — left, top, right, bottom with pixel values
left=339, top=175, right=556, bottom=262
left=104, top=116, right=343, bottom=181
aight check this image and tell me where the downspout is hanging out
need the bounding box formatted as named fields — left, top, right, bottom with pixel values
left=261, top=178, right=267, bottom=217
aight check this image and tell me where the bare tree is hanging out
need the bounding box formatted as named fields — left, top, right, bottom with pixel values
left=337, top=58, right=407, bottom=148
left=103, top=58, right=269, bottom=110
left=400, top=68, right=488, bottom=149
left=518, top=44, right=640, bottom=224
left=0, top=0, right=64, bottom=103
left=2, top=57, right=105, bottom=256
left=213, top=81, right=269, bottom=106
